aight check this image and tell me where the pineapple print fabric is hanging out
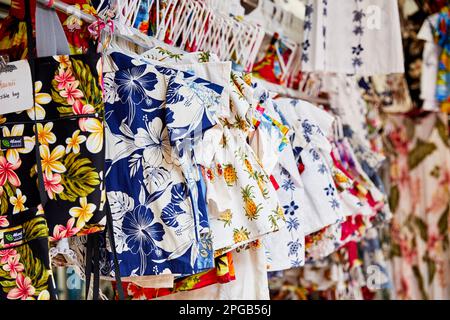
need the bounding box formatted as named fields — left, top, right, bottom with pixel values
left=116, top=46, right=287, bottom=254
left=249, top=90, right=307, bottom=271
left=200, top=71, right=286, bottom=253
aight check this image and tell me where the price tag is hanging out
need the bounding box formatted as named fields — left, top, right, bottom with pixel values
left=0, top=59, right=34, bottom=115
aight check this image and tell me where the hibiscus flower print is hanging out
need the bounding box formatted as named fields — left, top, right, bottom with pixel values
left=122, top=205, right=165, bottom=271
left=136, top=117, right=172, bottom=167
left=115, top=65, right=158, bottom=107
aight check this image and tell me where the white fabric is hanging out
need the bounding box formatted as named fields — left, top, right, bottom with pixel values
left=156, top=246, right=270, bottom=300
left=263, top=144, right=306, bottom=271
left=418, top=14, right=441, bottom=111
left=301, top=0, right=404, bottom=75
left=276, top=98, right=345, bottom=235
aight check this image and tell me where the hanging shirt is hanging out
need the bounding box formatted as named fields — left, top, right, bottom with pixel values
left=200, top=73, right=285, bottom=253
left=418, top=13, right=442, bottom=111
left=106, top=48, right=285, bottom=255
left=301, top=0, right=404, bottom=75
left=102, top=61, right=223, bottom=278
left=275, top=98, right=345, bottom=235
left=250, top=86, right=306, bottom=271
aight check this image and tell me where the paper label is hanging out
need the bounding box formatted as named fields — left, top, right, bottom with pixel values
left=0, top=60, right=34, bottom=115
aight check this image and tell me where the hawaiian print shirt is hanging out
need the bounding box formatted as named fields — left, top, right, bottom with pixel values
left=275, top=98, right=345, bottom=235
left=102, top=58, right=223, bottom=278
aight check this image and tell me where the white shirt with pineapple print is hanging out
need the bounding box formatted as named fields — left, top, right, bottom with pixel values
left=201, top=72, right=285, bottom=252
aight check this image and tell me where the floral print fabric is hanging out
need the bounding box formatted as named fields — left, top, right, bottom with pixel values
left=385, top=113, right=450, bottom=300
left=0, top=210, right=53, bottom=300
left=122, top=46, right=287, bottom=255
left=200, top=72, right=285, bottom=253
left=0, top=54, right=106, bottom=241
left=276, top=98, right=345, bottom=235
left=0, top=53, right=105, bottom=299
left=248, top=89, right=306, bottom=271
left=0, top=0, right=98, bottom=61
left=102, top=59, right=223, bottom=278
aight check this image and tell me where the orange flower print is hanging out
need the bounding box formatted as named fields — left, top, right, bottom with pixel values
left=0, top=156, right=21, bottom=187
left=9, top=189, right=27, bottom=214
left=7, top=273, right=36, bottom=300
left=39, top=145, right=66, bottom=177
left=69, top=197, right=97, bottom=229
left=27, top=81, right=51, bottom=121
left=35, top=122, right=57, bottom=146
left=54, top=55, right=71, bottom=69
left=66, top=130, right=86, bottom=154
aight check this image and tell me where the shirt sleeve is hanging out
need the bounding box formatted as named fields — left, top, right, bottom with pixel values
left=165, top=71, right=224, bottom=167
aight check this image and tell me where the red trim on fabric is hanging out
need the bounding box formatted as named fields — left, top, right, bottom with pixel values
left=298, top=162, right=305, bottom=174
left=270, top=175, right=280, bottom=190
